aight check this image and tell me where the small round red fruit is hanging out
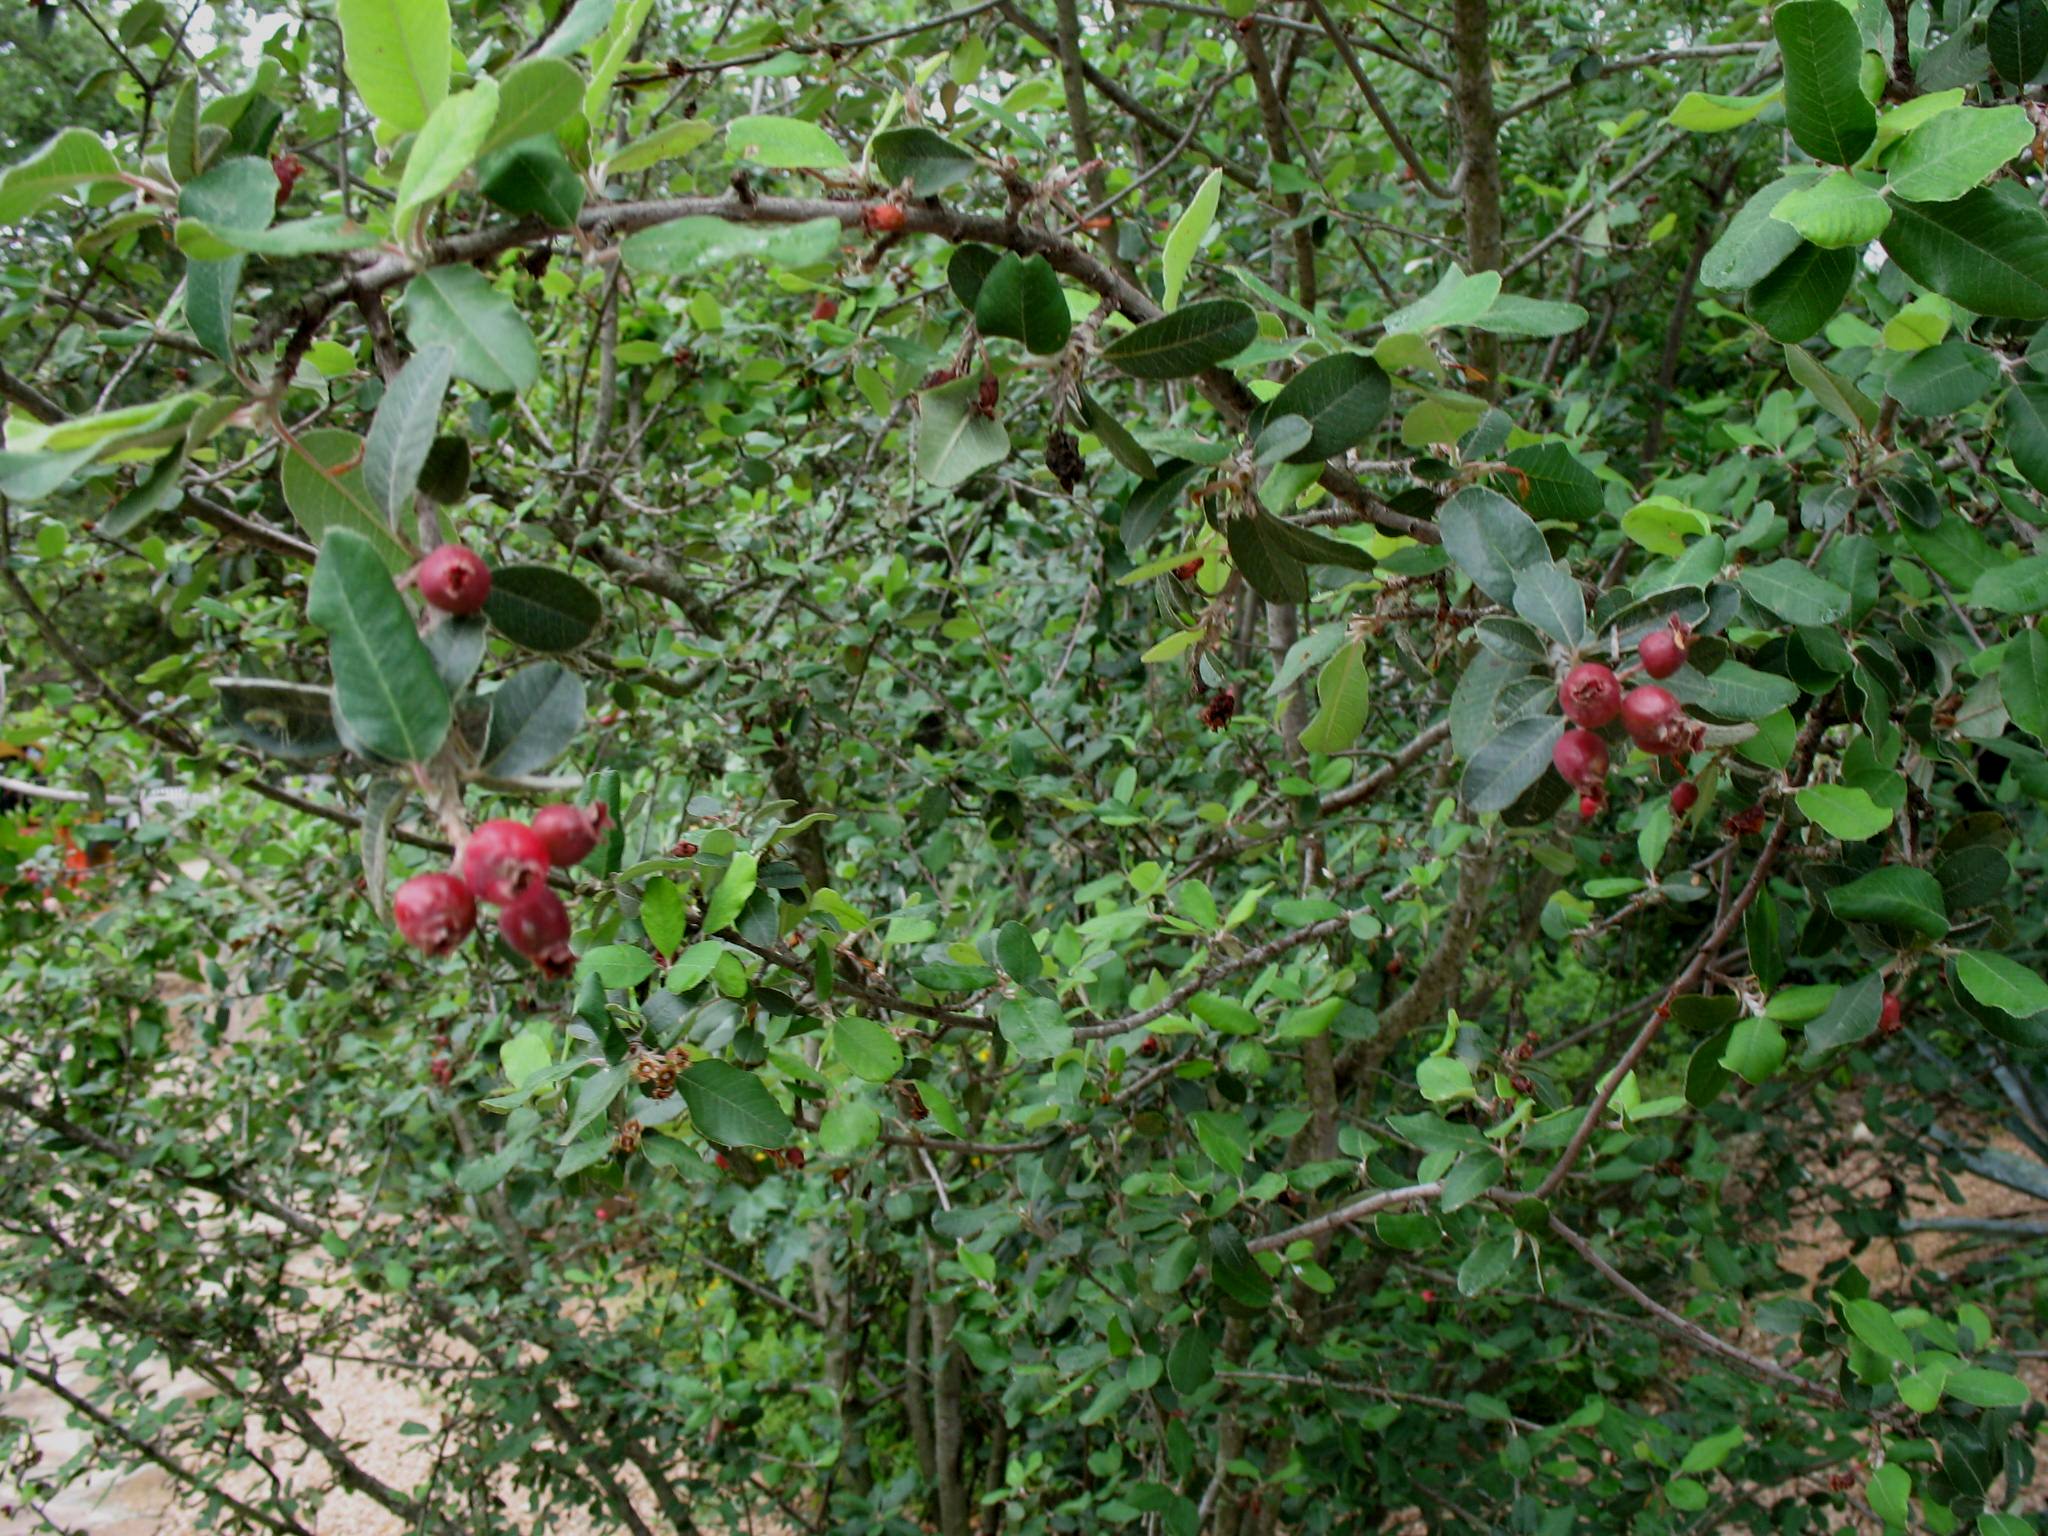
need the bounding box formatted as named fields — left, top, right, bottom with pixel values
left=1578, top=793, right=1600, bottom=821
left=531, top=802, right=614, bottom=869
left=500, top=885, right=575, bottom=976
left=1638, top=628, right=1686, bottom=680
left=863, top=202, right=907, bottom=234
left=1621, top=685, right=1689, bottom=756
left=392, top=871, right=476, bottom=956
left=811, top=295, right=839, bottom=322
left=1552, top=727, right=1611, bottom=788
left=463, top=819, right=550, bottom=905
left=1559, top=662, right=1623, bottom=729
left=1670, top=780, right=1699, bottom=814
left=416, top=544, right=492, bottom=616
left=1878, top=993, right=1904, bottom=1035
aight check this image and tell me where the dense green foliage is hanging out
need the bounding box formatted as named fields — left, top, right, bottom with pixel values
left=1, top=0, right=2046, bottom=1532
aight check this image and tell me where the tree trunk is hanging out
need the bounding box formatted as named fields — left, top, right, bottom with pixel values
left=1451, top=0, right=1503, bottom=394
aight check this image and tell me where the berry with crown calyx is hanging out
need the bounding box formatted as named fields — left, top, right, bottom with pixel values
left=1559, top=662, right=1623, bottom=729
left=463, top=819, right=550, bottom=905
left=500, top=885, right=575, bottom=976
left=392, top=871, right=476, bottom=956
left=1670, top=780, right=1699, bottom=814
left=416, top=544, right=492, bottom=616
left=863, top=202, right=907, bottom=234
left=1878, top=993, right=1904, bottom=1035
left=531, top=802, right=614, bottom=868
left=1639, top=622, right=1688, bottom=680
left=1621, top=684, right=1692, bottom=756
left=1553, top=727, right=1611, bottom=788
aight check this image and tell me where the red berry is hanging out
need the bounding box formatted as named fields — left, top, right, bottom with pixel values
left=1139, top=1035, right=1160, bottom=1057
left=1200, top=688, right=1238, bottom=730
left=595, top=1204, right=612, bottom=1223
left=1578, top=793, right=1600, bottom=821
left=1559, top=663, right=1623, bottom=728
left=392, top=871, right=476, bottom=956
left=271, top=153, right=303, bottom=206
left=499, top=885, right=575, bottom=976
left=462, top=819, right=550, bottom=905
left=863, top=202, right=907, bottom=233
left=416, top=544, right=492, bottom=616
left=1639, top=628, right=1686, bottom=680
left=784, top=1147, right=806, bottom=1169
left=1552, top=727, right=1611, bottom=788
left=811, top=295, right=839, bottom=321
left=1879, top=993, right=1904, bottom=1035
left=1670, top=780, right=1699, bottom=814
left=1174, top=557, right=1204, bottom=582
left=1621, top=685, right=1690, bottom=756
left=531, top=802, right=614, bottom=869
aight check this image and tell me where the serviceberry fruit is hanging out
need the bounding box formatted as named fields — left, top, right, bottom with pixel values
left=500, top=885, right=575, bottom=976
left=416, top=544, right=492, bottom=616
left=1639, top=626, right=1687, bottom=680
left=1200, top=688, right=1239, bottom=730
left=1578, top=792, right=1601, bottom=821
left=1878, top=992, right=1904, bottom=1035
left=1670, top=780, right=1699, bottom=814
left=1621, top=685, right=1690, bottom=756
left=531, top=802, right=614, bottom=869
left=463, top=819, right=550, bottom=905
left=392, top=871, right=476, bottom=956
left=863, top=202, right=907, bottom=234
left=1552, top=727, right=1611, bottom=788
left=1174, top=557, right=1204, bottom=582
left=1559, top=662, right=1623, bottom=729
left=271, top=153, right=303, bottom=206
left=811, top=295, right=839, bottom=321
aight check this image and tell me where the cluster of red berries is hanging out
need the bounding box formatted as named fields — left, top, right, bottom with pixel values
left=391, top=803, right=613, bottom=974
left=1551, top=619, right=1701, bottom=820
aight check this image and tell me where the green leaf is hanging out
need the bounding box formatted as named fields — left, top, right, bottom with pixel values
left=1265, top=353, right=1389, bottom=463
left=917, top=376, right=1010, bottom=487
left=833, top=1017, right=903, bottom=1082
left=1463, top=715, right=1566, bottom=815
left=973, top=253, right=1070, bottom=355
left=1297, top=639, right=1371, bottom=754
left=483, top=564, right=603, bottom=652
left=179, top=157, right=275, bottom=361
left=339, top=0, right=451, bottom=135
left=1883, top=185, right=2048, bottom=320
left=1721, top=1015, right=1786, bottom=1085
left=581, top=943, right=656, bottom=988
left=1669, top=88, right=1781, bottom=132
left=0, top=127, right=123, bottom=223
left=307, top=530, right=452, bottom=764
left=1080, top=390, right=1156, bottom=479
left=362, top=345, right=454, bottom=522
left=582, top=0, right=652, bottom=123
left=1883, top=293, right=1951, bottom=351
left=1829, top=866, right=1950, bottom=939
left=703, top=850, right=759, bottom=934
left=1104, top=300, right=1258, bottom=378
left=998, top=995, right=1073, bottom=1059
left=2001, top=380, right=2048, bottom=494
left=1166, top=1328, right=1213, bottom=1391
left=1738, top=557, right=1851, bottom=625
left=640, top=878, right=686, bottom=955
left=1749, top=241, right=1855, bottom=342
left=1439, top=486, right=1549, bottom=605
left=280, top=429, right=412, bottom=572
left=679, top=1060, right=792, bottom=1148
left=1665, top=659, right=1800, bottom=721
left=1252, top=414, right=1311, bottom=466
left=1970, top=555, right=2048, bottom=613
left=1467, top=293, right=1589, bottom=337
left=2002, top=627, right=2048, bottom=740
left=1456, top=1235, right=1515, bottom=1296
left=176, top=215, right=382, bottom=260
left=477, top=135, right=585, bottom=228
left=478, top=57, right=584, bottom=157
left=1511, top=562, right=1585, bottom=648
left=621, top=215, right=842, bottom=276
left=1944, top=1366, right=2028, bottom=1407
left=1441, top=1150, right=1503, bottom=1212
left=1797, top=784, right=1893, bottom=840
left=1385, top=264, right=1501, bottom=334
left=1771, top=171, right=1889, bottom=249
left=1207, top=1224, right=1273, bottom=1309
left=870, top=125, right=976, bottom=194
left=1805, top=973, right=1885, bottom=1054
left=1680, top=1426, right=1746, bottom=1475
left=819, top=1098, right=880, bottom=1156
left=1887, top=105, right=2034, bottom=204
left=1886, top=338, right=1999, bottom=417
left=1703, top=170, right=1823, bottom=290
left=1990, top=0, right=2048, bottom=83
left=1503, top=441, right=1602, bottom=522
left=727, top=114, right=848, bottom=170
left=401, top=266, right=540, bottom=395
left=1785, top=342, right=1878, bottom=430
left=394, top=80, right=499, bottom=238
left=608, top=118, right=717, bottom=175
left=1774, top=0, right=1877, bottom=166
left=1955, top=950, right=2048, bottom=1016
left=481, top=662, right=585, bottom=776
left=1163, top=168, right=1223, bottom=310
left=1866, top=1465, right=1910, bottom=1527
